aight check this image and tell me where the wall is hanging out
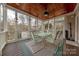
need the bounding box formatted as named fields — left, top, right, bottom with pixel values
left=65, top=14, right=75, bottom=40
left=75, top=5, right=79, bottom=43
left=0, top=31, right=7, bottom=55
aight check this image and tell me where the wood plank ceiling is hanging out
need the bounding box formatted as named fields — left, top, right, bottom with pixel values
left=7, top=3, right=76, bottom=20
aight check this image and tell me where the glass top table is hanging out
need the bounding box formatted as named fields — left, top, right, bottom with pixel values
left=35, top=31, right=52, bottom=48
left=35, top=31, right=51, bottom=38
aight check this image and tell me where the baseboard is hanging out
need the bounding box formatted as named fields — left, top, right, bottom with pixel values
left=0, top=42, right=6, bottom=56
left=7, top=38, right=31, bottom=43
left=7, top=39, right=19, bottom=43
left=66, top=40, right=79, bottom=47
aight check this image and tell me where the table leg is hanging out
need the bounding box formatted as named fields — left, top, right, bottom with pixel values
left=43, top=39, right=47, bottom=48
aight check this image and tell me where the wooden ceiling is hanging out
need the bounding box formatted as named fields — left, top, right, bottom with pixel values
left=7, top=3, right=76, bottom=20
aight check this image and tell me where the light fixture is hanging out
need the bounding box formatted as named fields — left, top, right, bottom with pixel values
left=44, top=10, right=49, bottom=16
left=43, top=4, right=49, bottom=16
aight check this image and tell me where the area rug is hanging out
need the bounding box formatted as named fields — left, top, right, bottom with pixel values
left=26, top=40, right=44, bottom=54
left=2, top=40, right=33, bottom=56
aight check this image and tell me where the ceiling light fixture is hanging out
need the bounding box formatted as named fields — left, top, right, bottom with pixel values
left=43, top=4, right=49, bottom=16
left=44, top=10, right=49, bottom=16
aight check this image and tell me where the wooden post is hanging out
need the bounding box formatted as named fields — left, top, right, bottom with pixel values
left=3, top=3, right=7, bottom=31
left=47, top=20, right=49, bottom=32
left=54, top=18, right=56, bottom=34
left=15, top=10, right=18, bottom=40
